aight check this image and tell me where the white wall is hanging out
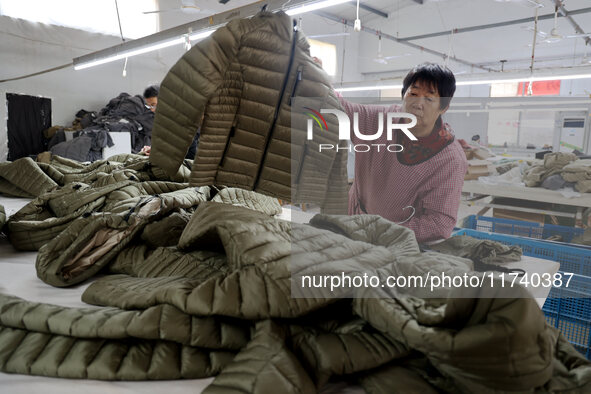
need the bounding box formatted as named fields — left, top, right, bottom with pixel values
left=299, top=14, right=363, bottom=89
left=0, top=15, right=186, bottom=161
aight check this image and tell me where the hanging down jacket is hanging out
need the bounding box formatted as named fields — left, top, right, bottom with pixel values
left=149, top=11, right=348, bottom=214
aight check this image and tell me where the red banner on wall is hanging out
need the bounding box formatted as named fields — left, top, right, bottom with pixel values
left=517, top=80, right=561, bottom=96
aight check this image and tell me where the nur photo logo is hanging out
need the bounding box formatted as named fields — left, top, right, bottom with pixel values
left=305, top=108, right=418, bottom=152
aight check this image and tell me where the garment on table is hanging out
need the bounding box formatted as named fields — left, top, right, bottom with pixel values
left=543, top=152, right=577, bottom=169
left=576, top=179, right=591, bottom=192
left=495, top=162, right=518, bottom=175
left=541, top=173, right=575, bottom=191
left=76, top=128, right=114, bottom=162
left=522, top=164, right=561, bottom=187
left=2, top=206, right=590, bottom=392
left=339, top=99, right=468, bottom=243
left=49, top=135, right=93, bottom=162
left=48, top=129, right=113, bottom=163
left=96, top=93, right=154, bottom=153
left=42, top=94, right=154, bottom=162
left=561, top=159, right=591, bottom=192
left=561, top=159, right=591, bottom=182
left=428, top=234, right=523, bottom=264
left=0, top=155, right=590, bottom=391
left=521, top=153, right=577, bottom=188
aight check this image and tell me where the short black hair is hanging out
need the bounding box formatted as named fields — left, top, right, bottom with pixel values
left=143, top=85, right=159, bottom=99
left=401, top=63, right=456, bottom=109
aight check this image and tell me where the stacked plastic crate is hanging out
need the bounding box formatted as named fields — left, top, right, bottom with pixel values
left=456, top=215, right=591, bottom=359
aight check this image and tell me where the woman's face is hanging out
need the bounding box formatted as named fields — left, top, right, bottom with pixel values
left=401, top=80, right=447, bottom=133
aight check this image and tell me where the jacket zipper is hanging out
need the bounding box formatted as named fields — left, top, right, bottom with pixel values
left=220, top=122, right=237, bottom=169
left=289, top=66, right=303, bottom=106
left=253, top=27, right=299, bottom=189
left=294, top=144, right=307, bottom=185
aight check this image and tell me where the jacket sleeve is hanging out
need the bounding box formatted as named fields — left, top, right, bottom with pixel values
left=336, top=94, right=392, bottom=146
left=404, top=153, right=468, bottom=243
left=149, top=19, right=249, bottom=177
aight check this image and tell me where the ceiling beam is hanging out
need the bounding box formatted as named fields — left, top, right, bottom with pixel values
left=398, top=7, right=591, bottom=42
left=361, top=53, right=588, bottom=76
left=314, top=11, right=495, bottom=72
left=350, top=1, right=388, bottom=19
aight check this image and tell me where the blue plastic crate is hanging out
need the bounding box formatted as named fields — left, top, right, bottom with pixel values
left=453, top=228, right=591, bottom=359
left=454, top=228, right=591, bottom=277
left=463, top=215, right=585, bottom=244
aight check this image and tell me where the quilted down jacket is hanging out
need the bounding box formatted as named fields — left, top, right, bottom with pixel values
left=4, top=154, right=194, bottom=251
left=1, top=205, right=590, bottom=392
left=150, top=10, right=348, bottom=214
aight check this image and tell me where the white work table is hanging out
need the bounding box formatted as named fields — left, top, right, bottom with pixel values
left=463, top=180, right=591, bottom=208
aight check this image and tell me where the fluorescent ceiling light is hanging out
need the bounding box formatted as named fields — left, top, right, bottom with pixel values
left=286, top=0, right=350, bottom=16
left=74, top=30, right=214, bottom=70
left=74, top=37, right=184, bottom=70
left=456, top=74, right=591, bottom=86
left=335, top=73, right=591, bottom=92
left=336, top=84, right=402, bottom=92
left=189, top=30, right=215, bottom=41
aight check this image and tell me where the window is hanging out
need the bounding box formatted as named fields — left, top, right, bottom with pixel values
left=0, top=0, right=158, bottom=39
left=308, top=39, right=337, bottom=76
left=490, top=82, right=519, bottom=97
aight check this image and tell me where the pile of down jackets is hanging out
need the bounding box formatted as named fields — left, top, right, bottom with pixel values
left=0, top=153, right=589, bottom=393
left=150, top=10, right=348, bottom=214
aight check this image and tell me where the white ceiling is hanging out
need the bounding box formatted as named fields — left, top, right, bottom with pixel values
left=152, top=0, right=591, bottom=78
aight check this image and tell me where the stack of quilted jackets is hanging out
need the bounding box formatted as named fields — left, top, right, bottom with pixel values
left=0, top=153, right=589, bottom=393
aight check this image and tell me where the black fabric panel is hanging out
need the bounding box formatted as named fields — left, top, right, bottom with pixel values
left=7, top=93, right=51, bottom=161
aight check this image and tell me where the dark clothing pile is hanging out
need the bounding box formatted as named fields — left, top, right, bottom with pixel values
left=97, top=93, right=154, bottom=152
left=47, top=93, right=154, bottom=162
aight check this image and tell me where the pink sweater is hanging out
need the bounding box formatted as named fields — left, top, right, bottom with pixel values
left=340, top=99, right=468, bottom=243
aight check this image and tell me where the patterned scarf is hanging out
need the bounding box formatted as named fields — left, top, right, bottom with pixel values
left=398, top=120, right=455, bottom=165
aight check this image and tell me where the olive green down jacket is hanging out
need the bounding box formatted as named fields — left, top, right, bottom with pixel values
left=150, top=11, right=348, bottom=214
left=1, top=198, right=590, bottom=392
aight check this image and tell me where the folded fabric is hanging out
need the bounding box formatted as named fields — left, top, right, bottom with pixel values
left=543, top=152, right=577, bottom=169
left=576, top=180, right=591, bottom=193
left=541, top=174, right=574, bottom=191
left=523, top=165, right=549, bottom=187
left=495, top=162, right=518, bottom=175
left=562, top=159, right=591, bottom=182
left=427, top=234, right=523, bottom=264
